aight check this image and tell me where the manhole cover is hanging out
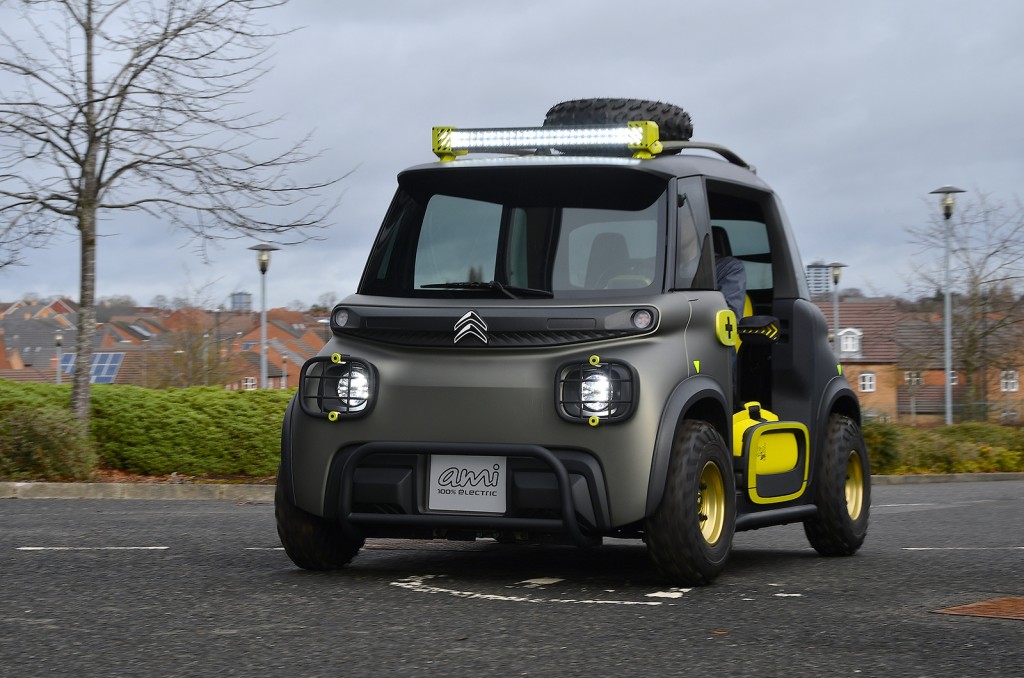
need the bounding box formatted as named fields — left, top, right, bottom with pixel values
left=934, top=597, right=1024, bottom=621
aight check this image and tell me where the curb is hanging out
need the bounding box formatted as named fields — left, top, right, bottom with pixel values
left=1, top=473, right=1022, bottom=501
left=0, top=482, right=274, bottom=502
left=869, top=472, right=1024, bottom=485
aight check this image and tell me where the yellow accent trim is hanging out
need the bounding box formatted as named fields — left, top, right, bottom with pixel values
left=693, top=360, right=700, bottom=374
left=327, top=411, right=339, bottom=422
left=628, top=120, right=664, bottom=159
left=589, top=354, right=601, bottom=366
left=837, top=364, right=843, bottom=375
left=331, top=353, right=343, bottom=364
left=732, top=402, right=778, bottom=456
left=715, top=310, right=738, bottom=347
left=432, top=126, right=467, bottom=162
left=747, top=422, right=810, bottom=504
left=588, top=416, right=600, bottom=427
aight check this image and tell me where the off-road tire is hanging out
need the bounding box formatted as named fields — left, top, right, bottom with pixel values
left=276, top=477, right=364, bottom=570
left=543, top=98, right=694, bottom=141
left=803, top=414, right=871, bottom=556
left=645, top=420, right=736, bottom=585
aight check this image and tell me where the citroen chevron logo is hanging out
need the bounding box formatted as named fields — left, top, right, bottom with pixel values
left=454, top=311, right=488, bottom=344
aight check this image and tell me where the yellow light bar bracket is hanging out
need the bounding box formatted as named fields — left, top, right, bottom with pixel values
left=627, top=121, right=663, bottom=159
left=432, top=122, right=664, bottom=161
left=432, top=127, right=468, bottom=162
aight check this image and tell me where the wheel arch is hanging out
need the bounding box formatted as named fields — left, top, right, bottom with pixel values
left=810, top=377, right=862, bottom=473
left=278, top=394, right=299, bottom=505
left=645, top=375, right=730, bottom=517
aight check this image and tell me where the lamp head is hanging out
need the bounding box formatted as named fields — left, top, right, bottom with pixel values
left=828, top=261, right=847, bottom=285
left=248, top=244, right=280, bottom=274
left=929, top=186, right=965, bottom=220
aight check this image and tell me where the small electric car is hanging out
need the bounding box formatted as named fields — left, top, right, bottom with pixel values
left=276, top=98, right=870, bottom=585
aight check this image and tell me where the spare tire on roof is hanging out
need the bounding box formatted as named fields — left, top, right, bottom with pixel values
left=543, top=98, right=693, bottom=142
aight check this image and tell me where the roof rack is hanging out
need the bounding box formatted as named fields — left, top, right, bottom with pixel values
left=661, top=141, right=755, bottom=172
left=431, top=122, right=754, bottom=171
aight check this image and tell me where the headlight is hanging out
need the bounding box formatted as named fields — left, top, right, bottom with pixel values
left=581, top=372, right=612, bottom=416
left=556, top=359, right=638, bottom=424
left=297, top=354, right=377, bottom=420
left=331, top=362, right=370, bottom=412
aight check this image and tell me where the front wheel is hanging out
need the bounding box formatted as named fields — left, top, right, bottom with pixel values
left=645, top=420, right=736, bottom=586
left=276, top=475, right=364, bottom=570
left=803, top=414, right=871, bottom=556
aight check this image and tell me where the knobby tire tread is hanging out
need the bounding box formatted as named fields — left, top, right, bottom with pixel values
left=803, top=414, right=870, bottom=556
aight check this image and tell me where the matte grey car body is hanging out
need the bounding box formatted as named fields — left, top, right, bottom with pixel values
left=277, top=135, right=869, bottom=584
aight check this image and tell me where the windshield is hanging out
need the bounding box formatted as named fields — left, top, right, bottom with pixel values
left=360, top=165, right=668, bottom=299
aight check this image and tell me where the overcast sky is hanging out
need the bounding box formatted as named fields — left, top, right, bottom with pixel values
left=2, top=0, right=1022, bottom=309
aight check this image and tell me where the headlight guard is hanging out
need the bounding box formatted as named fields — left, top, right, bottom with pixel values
left=298, top=354, right=378, bottom=421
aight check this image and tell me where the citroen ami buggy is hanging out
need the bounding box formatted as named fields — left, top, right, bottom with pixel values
left=276, top=98, right=870, bottom=585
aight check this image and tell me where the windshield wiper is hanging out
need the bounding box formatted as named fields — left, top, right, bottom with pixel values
left=421, top=280, right=552, bottom=299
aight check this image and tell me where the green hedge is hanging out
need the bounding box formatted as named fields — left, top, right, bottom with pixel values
left=0, top=380, right=291, bottom=479
left=2, top=380, right=1022, bottom=481
left=863, top=421, right=1024, bottom=474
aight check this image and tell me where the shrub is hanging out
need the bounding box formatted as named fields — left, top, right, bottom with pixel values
left=89, top=386, right=290, bottom=476
left=0, top=402, right=96, bottom=480
left=862, top=422, right=902, bottom=474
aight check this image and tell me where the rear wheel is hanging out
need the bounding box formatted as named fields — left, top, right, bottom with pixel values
left=803, top=414, right=870, bottom=555
left=276, top=475, right=364, bottom=570
left=645, top=420, right=736, bottom=585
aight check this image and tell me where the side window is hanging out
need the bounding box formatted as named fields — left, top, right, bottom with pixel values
left=707, top=189, right=773, bottom=293
left=414, top=195, right=501, bottom=287
left=676, top=195, right=701, bottom=287
left=711, top=220, right=772, bottom=291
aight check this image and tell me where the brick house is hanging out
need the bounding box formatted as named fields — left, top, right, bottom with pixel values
left=816, top=298, right=901, bottom=422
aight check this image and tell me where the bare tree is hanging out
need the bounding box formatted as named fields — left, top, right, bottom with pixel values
left=905, top=193, right=1024, bottom=420
left=0, top=0, right=338, bottom=424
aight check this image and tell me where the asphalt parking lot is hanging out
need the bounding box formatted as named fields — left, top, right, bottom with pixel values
left=1, top=477, right=1021, bottom=676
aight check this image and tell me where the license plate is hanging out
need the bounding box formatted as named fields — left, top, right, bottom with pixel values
left=427, top=455, right=507, bottom=514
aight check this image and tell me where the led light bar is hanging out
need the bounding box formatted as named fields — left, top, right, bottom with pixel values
left=432, top=121, right=663, bottom=161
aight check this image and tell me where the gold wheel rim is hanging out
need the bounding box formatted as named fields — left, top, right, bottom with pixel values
left=698, top=461, right=726, bottom=545
left=845, top=450, right=865, bottom=520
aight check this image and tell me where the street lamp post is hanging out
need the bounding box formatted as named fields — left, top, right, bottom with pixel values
left=828, top=262, right=847, bottom=355
left=248, top=244, right=280, bottom=389
left=930, top=185, right=965, bottom=425
left=55, top=331, right=63, bottom=385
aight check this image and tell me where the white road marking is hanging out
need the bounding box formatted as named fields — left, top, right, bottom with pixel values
left=517, top=577, right=564, bottom=586
left=16, top=546, right=169, bottom=551
left=902, top=547, right=1024, bottom=551
left=774, top=593, right=804, bottom=597
left=875, top=503, right=937, bottom=507
left=245, top=547, right=285, bottom=550
left=391, top=574, right=663, bottom=606
left=646, top=588, right=692, bottom=599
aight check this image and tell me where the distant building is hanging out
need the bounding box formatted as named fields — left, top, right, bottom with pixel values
left=805, top=260, right=832, bottom=299
left=229, top=291, right=253, bottom=313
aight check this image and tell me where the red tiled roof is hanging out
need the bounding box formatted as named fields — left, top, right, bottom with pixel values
left=814, top=298, right=900, bottom=363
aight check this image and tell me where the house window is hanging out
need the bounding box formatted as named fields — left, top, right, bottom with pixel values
left=242, top=376, right=257, bottom=391
left=837, top=328, right=862, bottom=357
left=949, top=370, right=958, bottom=386
left=1000, top=410, right=1018, bottom=424
left=859, top=372, right=876, bottom=393
left=1001, top=370, right=1019, bottom=393
left=904, top=371, right=922, bottom=386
